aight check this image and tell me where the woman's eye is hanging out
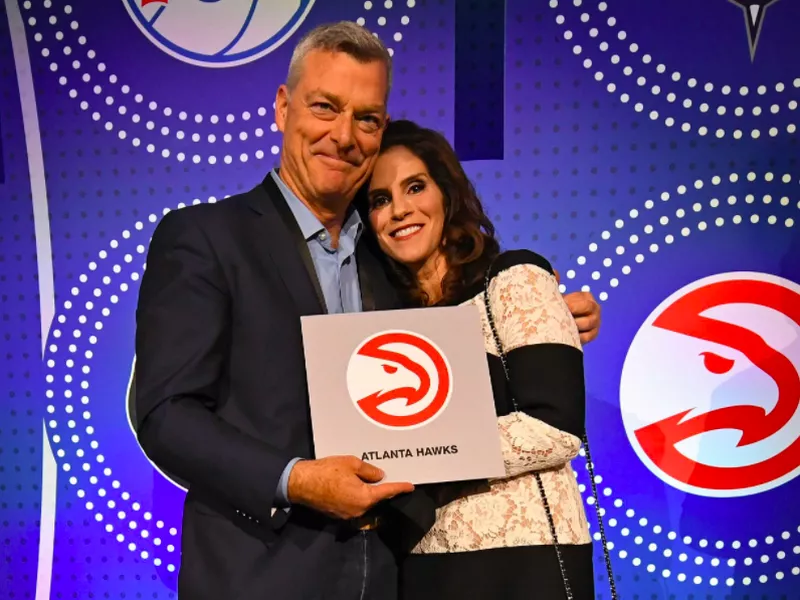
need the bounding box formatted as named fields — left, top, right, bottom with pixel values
left=408, top=182, right=425, bottom=194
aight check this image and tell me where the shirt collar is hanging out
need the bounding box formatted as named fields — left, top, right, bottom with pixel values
left=271, top=169, right=363, bottom=245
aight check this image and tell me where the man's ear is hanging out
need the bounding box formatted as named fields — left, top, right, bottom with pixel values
left=275, top=85, right=290, bottom=133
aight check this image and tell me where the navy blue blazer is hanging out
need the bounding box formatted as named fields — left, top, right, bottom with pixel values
left=134, top=175, right=435, bottom=599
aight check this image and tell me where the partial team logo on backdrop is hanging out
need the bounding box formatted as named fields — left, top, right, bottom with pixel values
left=346, top=331, right=453, bottom=429
left=621, top=271, right=800, bottom=497
left=18, top=1, right=414, bottom=165
left=122, top=0, right=316, bottom=67
left=728, top=0, right=783, bottom=59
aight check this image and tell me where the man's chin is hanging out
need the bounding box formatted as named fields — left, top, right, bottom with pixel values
left=315, top=154, right=355, bottom=171
left=312, top=173, right=362, bottom=200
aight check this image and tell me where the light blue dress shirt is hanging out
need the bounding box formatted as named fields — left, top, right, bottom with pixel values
left=271, top=170, right=364, bottom=507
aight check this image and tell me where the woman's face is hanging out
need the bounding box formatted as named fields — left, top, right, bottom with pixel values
left=367, top=146, right=446, bottom=270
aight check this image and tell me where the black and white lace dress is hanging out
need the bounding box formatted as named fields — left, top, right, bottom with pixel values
left=399, top=250, right=595, bottom=600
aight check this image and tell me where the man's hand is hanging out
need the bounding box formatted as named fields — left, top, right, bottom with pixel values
left=563, top=291, right=601, bottom=345
left=287, top=456, right=414, bottom=520
left=553, top=268, right=602, bottom=345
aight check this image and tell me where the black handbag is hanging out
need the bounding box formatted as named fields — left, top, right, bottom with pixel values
left=483, top=265, right=619, bottom=600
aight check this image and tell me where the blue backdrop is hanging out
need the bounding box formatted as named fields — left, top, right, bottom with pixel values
left=1, top=0, right=798, bottom=598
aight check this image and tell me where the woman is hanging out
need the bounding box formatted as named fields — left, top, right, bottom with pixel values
left=360, top=120, right=596, bottom=599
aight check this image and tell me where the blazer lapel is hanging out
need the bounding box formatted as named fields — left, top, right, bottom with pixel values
left=246, top=174, right=327, bottom=316
left=247, top=171, right=400, bottom=315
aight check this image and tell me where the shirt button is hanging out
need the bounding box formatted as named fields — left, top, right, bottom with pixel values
left=319, top=232, right=327, bottom=241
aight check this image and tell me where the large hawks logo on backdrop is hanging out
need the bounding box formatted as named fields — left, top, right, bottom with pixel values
left=562, top=166, right=800, bottom=588
left=122, top=0, right=316, bottom=67
left=621, top=272, right=800, bottom=498
left=346, top=330, right=453, bottom=429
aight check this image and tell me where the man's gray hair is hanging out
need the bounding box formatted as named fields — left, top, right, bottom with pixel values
left=286, top=21, right=392, bottom=93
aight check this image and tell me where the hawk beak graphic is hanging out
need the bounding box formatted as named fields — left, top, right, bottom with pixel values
left=357, top=351, right=431, bottom=414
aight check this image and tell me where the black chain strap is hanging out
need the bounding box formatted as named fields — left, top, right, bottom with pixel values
left=483, top=266, right=618, bottom=600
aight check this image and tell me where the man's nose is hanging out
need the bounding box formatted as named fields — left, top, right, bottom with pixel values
left=330, top=114, right=355, bottom=149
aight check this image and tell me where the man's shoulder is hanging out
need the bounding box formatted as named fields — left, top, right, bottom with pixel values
left=156, top=183, right=264, bottom=231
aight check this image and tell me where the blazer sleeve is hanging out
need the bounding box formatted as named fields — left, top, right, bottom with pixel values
left=134, top=208, right=291, bottom=528
left=485, top=253, right=586, bottom=480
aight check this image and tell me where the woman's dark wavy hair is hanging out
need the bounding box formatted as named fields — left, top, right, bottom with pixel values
left=357, top=119, right=500, bottom=307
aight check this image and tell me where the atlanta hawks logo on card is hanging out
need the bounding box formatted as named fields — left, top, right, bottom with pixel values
left=122, top=0, right=316, bottom=67
left=346, top=330, right=453, bottom=430
left=621, top=271, right=800, bottom=498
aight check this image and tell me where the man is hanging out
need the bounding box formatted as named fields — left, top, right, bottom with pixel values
left=134, top=21, right=601, bottom=600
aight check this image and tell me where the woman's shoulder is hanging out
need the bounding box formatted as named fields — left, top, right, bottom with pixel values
left=488, top=249, right=555, bottom=281
left=454, top=249, right=556, bottom=305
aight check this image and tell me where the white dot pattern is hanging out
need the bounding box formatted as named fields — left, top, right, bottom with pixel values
left=549, top=0, right=799, bottom=139
left=562, top=171, right=799, bottom=301
left=576, top=453, right=800, bottom=584
left=22, top=2, right=415, bottom=162
left=43, top=196, right=227, bottom=569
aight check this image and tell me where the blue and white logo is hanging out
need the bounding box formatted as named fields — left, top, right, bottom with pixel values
left=122, top=0, right=316, bottom=68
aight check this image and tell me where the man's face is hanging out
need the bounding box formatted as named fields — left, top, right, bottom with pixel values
left=275, top=50, right=389, bottom=208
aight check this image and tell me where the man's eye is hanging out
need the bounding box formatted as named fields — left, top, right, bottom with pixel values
left=358, top=117, right=381, bottom=133
left=370, top=196, right=390, bottom=210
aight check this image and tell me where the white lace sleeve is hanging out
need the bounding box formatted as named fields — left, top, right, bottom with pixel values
left=484, top=262, right=584, bottom=479
left=487, top=262, right=581, bottom=353
left=490, top=413, right=581, bottom=479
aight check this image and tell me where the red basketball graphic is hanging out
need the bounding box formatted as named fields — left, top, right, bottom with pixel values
left=346, top=330, right=453, bottom=429
left=621, top=272, right=800, bottom=497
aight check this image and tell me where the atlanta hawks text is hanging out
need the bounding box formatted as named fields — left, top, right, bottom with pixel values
left=361, top=445, right=459, bottom=461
